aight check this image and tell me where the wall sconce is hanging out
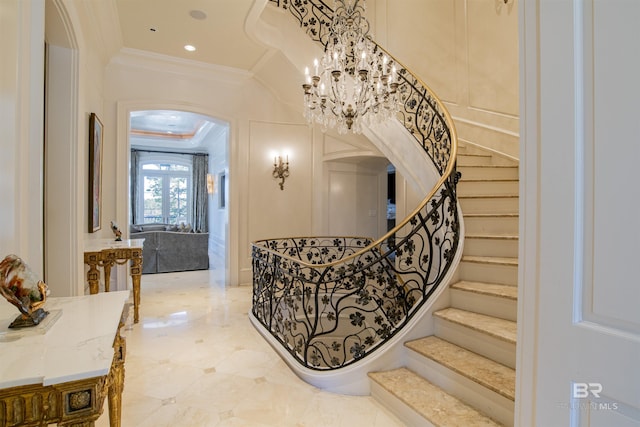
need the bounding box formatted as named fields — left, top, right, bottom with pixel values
left=272, top=155, right=290, bottom=190
left=207, top=173, right=214, bottom=194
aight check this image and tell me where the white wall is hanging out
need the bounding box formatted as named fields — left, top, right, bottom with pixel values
left=45, top=43, right=79, bottom=295
left=326, top=159, right=388, bottom=239
left=518, top=1, right=640, bottom=425
left=3, top=0, right=458, bottom=292
left=247, top=120, right=314, bottom=241
left=106, top=50, right=323, bottom=285
left=1, top=0, right=124, bottom=296
left=0, top=0, right=45, bottom=276
left=374, top=0, right=519, bottom=159
left=43, top=0, right=117, bottom=296
left=106, top=52, right=398, bottom=284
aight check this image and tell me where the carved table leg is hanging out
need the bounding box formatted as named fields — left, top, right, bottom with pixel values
left=107, top=329, right=126, bottom=427
left=86, top=260, right=100, bottom=295
left=103, top=263, right=112, bottom=293
left=130, top=252, right=143, bottom=323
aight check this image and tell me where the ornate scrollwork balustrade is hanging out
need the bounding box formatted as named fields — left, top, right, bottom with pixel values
left=252, top=0, right=460, bottom=370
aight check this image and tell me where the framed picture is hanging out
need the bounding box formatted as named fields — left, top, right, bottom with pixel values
left=88, top=112, right=103, bottom=233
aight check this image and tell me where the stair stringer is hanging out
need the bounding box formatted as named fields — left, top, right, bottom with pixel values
left=363, top=120, right=442, bottom=196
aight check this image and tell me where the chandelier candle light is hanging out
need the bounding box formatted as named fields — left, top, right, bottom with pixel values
left=302, top=0, right=400, bottom=134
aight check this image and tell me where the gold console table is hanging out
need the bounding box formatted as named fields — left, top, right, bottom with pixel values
left=84, top=239, right=144, bottom=323
left=0, top=291, right=130, bottom=427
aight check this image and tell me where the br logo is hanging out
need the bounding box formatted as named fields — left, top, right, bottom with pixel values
left=572, top=383, right=603, bottom=399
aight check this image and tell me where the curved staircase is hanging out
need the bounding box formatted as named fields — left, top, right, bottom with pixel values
left=369, top=144, right=519, bottom=426
left=252, top=1, right=519, bottom=424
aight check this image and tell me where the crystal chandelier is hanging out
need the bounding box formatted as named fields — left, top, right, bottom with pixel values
left=302, top=0, right=400, bottom=134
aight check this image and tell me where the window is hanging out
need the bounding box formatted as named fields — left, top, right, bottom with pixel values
left=136, top=154, right=192, bottom=224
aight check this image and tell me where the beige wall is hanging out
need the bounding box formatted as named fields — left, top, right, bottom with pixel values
left=2, top=0, right=513, bottom=292
left=0, top=0, right=45, bottom=276
left=518, top=1, right=640, bottom=424
left=325, top=159, right=388, bottom=239
left=247, top=121, right=314, bottom=241
left=320, top=133, right=388, bottom=238
left=105, top=53, right=387, bottom=285
left=105, top=52, right=308, bottom=285
left=375, top=0, right=520, bottom=158
left=44, top=0, right=115, bottom=296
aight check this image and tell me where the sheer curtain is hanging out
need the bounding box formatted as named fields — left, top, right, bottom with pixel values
left=191, top=153, right=208, bottom=232
left=130, top=150, right=140, bottom=224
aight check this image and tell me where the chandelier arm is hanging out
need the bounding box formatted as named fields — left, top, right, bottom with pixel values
left=358, top=80, right=372, bottom=107
left=299, top=0, right=408, bottom=134
left=326, top=74, right=345, bottom=120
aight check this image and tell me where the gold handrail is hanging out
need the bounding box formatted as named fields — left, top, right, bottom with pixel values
left=252, top=0, right=461, bottom=374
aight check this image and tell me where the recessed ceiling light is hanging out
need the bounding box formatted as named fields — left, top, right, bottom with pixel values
left=184, top=45, right=196, bottom=52
left=189, top=10, right=207, bottom=20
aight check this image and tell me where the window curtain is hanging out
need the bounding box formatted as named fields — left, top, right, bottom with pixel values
left=130, top=150, right=140, bottom=224
left=192, top=153, right=208, bottom=232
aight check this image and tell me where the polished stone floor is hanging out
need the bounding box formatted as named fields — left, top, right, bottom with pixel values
left=97, top=268, right=404, bottom=427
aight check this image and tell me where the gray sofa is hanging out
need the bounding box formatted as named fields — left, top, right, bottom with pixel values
left=130, top=224, right=209, bottom=274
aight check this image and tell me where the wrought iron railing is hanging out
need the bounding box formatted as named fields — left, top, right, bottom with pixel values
left=252, top=0, right=460, bottom=370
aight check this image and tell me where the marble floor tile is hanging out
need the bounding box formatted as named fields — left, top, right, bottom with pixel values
left=96, top=268, right=404, bottom=427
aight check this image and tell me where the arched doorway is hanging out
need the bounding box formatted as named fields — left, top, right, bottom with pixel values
left=126, top=109, right=229, bottom=283
left=44, top=0, right=82, bottom=296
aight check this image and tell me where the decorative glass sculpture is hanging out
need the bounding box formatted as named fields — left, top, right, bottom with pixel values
left=0, top=254, right=49, bottom=328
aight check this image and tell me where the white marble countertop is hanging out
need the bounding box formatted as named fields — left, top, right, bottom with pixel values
left=0, top=290, right=129, bottom=388
left=84, top=238, right=145, bottom=252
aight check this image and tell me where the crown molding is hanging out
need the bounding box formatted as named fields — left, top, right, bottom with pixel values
left=109, top=47, right=254, bottom=85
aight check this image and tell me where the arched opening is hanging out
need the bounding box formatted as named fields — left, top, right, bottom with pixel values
left=44, top=0, right=81, bottom=296
left=127, top=109, right=229, bottom=282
